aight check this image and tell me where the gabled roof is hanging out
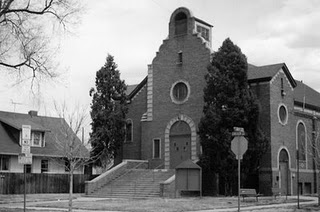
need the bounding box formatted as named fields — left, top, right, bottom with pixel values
left=294, top=80, right=320, bottom=110
left=0, top=111, right=50, bottom=132
left=126, top=84, right=139, bottom=96
left=127, top=76, right=147, bottom=100
left=248, top=63, right=297, bottom=88
left=176, top=159, right=201, bottom=169
left=0, top=111, right=88, bottom=158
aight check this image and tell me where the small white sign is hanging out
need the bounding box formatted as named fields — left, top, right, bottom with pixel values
left=232, top=131, right=245, bottom=136
left=233, top=127, right=244, bottom=133
left=21, top=146, right=31, bottom=154
left=22, top=125, right=31, bottom=140
left=18, top=153, right=33, bottom=164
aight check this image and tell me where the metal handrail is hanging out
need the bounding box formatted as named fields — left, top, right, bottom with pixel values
left=108, top=162, right=169, bottom=197
left=133, top=163, right=165, bottom=195
left=109, top=162, right=147, bottom=195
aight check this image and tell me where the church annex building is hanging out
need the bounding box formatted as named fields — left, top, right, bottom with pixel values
left=119, top=7, right=320, bottom=196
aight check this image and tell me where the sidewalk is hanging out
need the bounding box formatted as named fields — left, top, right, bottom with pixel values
left=192, top=196, right=317, bottom=212
left=0, top=194, right=317, bottom=212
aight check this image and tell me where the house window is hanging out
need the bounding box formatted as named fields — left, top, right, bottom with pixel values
left=153, top=139, right=161, bottom=159
left=0, top=155, right=9, bottom=171
left=278, top=104, right=288, bottom=125
left=41, top=160, right=48, bottom=173
left=32, top=132, right=42, bottom=147
left=125, top=119, right=133, bottom=142
left=196, top=25, right=209, bottom=41
left=25, top=164, right=32, bottom=173
left=297, top=122, right=306, bottom=161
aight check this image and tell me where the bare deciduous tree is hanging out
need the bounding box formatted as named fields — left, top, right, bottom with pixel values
left=0, top=0, right=82, bottom=87
left=51, top=101, right=99, bottom=212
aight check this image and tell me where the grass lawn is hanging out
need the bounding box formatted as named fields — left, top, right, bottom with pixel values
left=33, top=196, right=300, bottom=212
left=0, top=194, right=314, bottom=212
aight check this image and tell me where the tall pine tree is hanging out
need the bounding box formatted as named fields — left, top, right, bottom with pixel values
left=89, top=54, right=128, bottom=167
left=198, top=38, right=268, bottom=195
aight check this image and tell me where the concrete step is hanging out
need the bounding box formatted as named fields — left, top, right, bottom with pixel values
left=90, top=168, right=175, bottom=198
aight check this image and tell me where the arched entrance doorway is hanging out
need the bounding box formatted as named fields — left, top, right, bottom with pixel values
left=279, top=149, right=290, bottom=195
left=169, top=121, right=191, bottom=168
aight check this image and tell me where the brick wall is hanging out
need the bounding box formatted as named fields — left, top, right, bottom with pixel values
left=123, top=84, right=147, bottom=160
left=141, top=29, right=211, bottom=168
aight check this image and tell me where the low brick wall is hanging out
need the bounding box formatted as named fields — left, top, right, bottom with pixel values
left=160, top=175, right=175, bottom=198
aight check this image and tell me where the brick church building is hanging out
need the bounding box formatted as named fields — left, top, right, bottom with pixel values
left=121, top=7, right=320, bottom=195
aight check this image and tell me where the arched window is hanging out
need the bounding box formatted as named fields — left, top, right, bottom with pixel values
left=279, top=149, right=289, bottom=162
left=297, top=122, right=306, bottom=161
left=174, top=12, right=187, bottom=35
left=125, top=119, right=133, bottom=142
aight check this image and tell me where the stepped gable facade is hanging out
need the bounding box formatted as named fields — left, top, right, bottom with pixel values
left=121, top=7, right=320, bottom=196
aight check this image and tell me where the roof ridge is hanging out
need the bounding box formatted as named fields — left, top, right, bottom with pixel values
left=0, top=110, right=62, bottom=120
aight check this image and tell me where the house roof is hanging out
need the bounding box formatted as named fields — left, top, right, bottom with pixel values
left=126, top=84, right=138, bottom=96
left=0, top=111, right=89, bottom=158
left=294, top=80, right=320, bottom=110
left=127, top=76, right=147, bottom=100
left=248, top=63, right=320, bottom=109
left=176, top=159, right=201, bottom=169
left=0, top=112, right=50, bottom=132
left=247, top=63, right=297, bottom=88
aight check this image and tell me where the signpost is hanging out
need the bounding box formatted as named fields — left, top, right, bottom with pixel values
left=19, top=125, right=32, bottom=212
left=231, top=127, right=248, bottom=212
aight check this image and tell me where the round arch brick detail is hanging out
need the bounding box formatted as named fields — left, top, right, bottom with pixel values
left=164, top=114, right=197, bottom=169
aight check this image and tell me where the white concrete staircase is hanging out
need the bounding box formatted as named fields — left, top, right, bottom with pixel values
left=89, top=169, right=175, bottom=198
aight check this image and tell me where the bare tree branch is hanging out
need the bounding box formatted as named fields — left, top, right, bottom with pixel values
left=0, top=0, right=83, bottom=91
left=49, top=100, right=95, bottom=212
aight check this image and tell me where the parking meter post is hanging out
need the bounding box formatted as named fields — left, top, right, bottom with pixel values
left=24, top=164, right=26, bottom=212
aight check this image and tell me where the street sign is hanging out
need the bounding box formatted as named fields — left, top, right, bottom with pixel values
left=231, top=136, right=248, bottom=160
left=233, top=127, right=244, bottom=133
left=231, top=128, right=248, bottom=212
left=18, top=153, right=32, bottom=164
left=21, top=146, right=31, bottom=155
left=22, top=125, right=31, bottom=140
left=232, top=131, right=245, bottom=136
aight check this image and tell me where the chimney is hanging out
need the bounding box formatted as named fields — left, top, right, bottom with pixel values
left=28, top=110, right=38, bottom=117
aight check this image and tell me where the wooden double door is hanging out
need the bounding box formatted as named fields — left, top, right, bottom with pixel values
left=169, top=121, right=191, bottom=169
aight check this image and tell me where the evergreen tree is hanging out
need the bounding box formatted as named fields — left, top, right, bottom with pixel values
left=89, top=54, right=128, bottom=167
left=198, top=38, right=268, bottom=195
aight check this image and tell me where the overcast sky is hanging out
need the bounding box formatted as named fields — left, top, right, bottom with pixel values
left=1, top=0, right=320, bottom=121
